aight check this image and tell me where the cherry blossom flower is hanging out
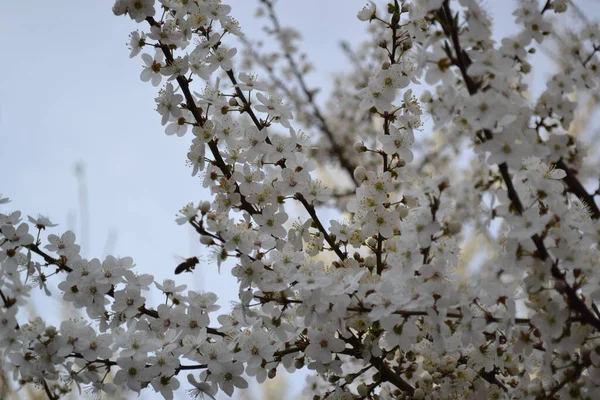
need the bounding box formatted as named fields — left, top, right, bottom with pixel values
left=140, top=51, right=164, bottom=87
left=113, top=0, right=155, bottom=23
left=128, top=30, right=146, bottom=58
left=113, top=356, right=154, bottom=393
left=305, top=328, right=346, bottom=364
left=27, top=215, right=58, bottom=230
left=206, top=46, right=237, bottom=71
left=1, top=223, right=34, bottom=249
left=206, top=361, right=248, bottom=396
left=254, top=92, right=293, bottom=127
left=45, top=231, right=80, bottom=256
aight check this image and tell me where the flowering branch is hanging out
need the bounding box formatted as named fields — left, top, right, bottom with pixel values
left=436, top=0, right=600, bottom=332
left=258, top=0, right=360, bottom=187
left=3, top=1, right=600, bottom=399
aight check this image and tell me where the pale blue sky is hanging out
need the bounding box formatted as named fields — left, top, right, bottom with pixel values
left=1, top=1, right=599, bottom=399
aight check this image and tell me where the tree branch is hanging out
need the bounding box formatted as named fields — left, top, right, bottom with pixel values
left=437, top=0, right=600, bottom=332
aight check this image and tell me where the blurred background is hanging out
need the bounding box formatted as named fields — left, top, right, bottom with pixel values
left=1, top=0, right=600, bottom=398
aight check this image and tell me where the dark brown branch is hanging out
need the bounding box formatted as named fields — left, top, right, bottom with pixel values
left=295, top=193, right=347, bottom=260
left=145, top=17, right=259, bottom=217
left=345, top=334, right=415, bottom=396
left=41, top=378, right=58, bottom=400
left=556, top=159, right=600, bottom=219
left=439, top=2, right=600, bottom=221
left=437, top=0, right=600, bottom=332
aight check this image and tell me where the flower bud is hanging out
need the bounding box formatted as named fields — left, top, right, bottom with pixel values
left=365, top=255, right=376, bottom=267
left=345, top=373, right=356, bottom=384
left=354, top=166, right=367, bottom=183
left=354, top=141, right=367, bottom=153
left=357, top=383, right=369, bottom=396
left=200, top=235, right=214, bottom=245
left=268, top=368, right=277, bottom=379
left=413, top=388, right=425, bottom=400
left=200, top=201, right=211, bottom=214
left=421, top=371, right=432, bottom=383
left=112, top=0, right=127, bottom=16
left=357, top=1, right=377, bottom=21
left=45, top=326, right=58, bottom=338
left=366, top=237, right=377, bottom=248
left=506, top=364, right=519, bottom=375
left=553, top=0, right=567, bottom=12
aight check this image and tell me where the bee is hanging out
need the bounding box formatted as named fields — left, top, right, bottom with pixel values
left=174, top=256, right=200, bottom=274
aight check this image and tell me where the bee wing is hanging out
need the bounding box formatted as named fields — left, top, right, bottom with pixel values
left=173, top=254, right=186, bottom=262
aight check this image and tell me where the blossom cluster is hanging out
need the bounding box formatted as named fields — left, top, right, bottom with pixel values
left=2, top=0, right=600, bottom=399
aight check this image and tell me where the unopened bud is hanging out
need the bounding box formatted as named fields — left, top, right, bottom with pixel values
left=365, top=255, right=376, bottom=267
left=268, top=368, right=277, bottom=379
left=421, top=371, right=432, bottom=383
left=553, top=0, right=567, bottom=13
left=354, top=166, right=367, bottom=183
left=200, top=201, right=211, bottom=214
left=112, top=0, right=127, bottom=15
left=357, top=1, right=377, bottom=22
left=200, top=235, right=214, bottom=245
left=357, top=383, right=369, bottom=396
left=366, top=237, right=377, bottom=248
left=345, top=373, right=356, bottom=384
left=354, top=141, right=367, bottom=153
left=45, top=326, right=58, bottom=338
